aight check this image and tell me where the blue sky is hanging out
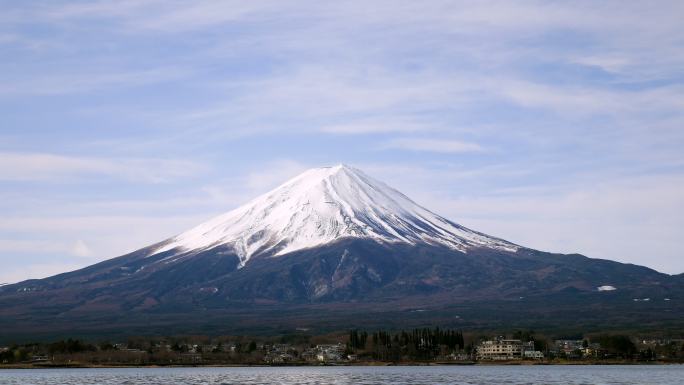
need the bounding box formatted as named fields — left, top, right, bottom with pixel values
left=1, top=1, right=683, bottom=283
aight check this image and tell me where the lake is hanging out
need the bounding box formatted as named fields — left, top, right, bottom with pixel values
left=1, top=365, right=682, bottom=385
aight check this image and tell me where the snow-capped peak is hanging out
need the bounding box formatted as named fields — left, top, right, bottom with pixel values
left=151, top=164, right=518, bottom=267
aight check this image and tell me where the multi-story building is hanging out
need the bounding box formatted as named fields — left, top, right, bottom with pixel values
left=476, top=338, right=539, bottom=360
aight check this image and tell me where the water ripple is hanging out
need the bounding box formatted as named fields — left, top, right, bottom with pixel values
left=1, top=365, right=682, bottom=385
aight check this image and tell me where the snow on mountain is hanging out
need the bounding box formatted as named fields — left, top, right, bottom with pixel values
left=151, top=164, right=519, bottom=267
left=597, top=285, right=617, bottom=291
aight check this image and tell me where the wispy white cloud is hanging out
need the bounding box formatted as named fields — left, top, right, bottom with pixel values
left=0, top=213, right=210, bottom=282
left=493, top=79, right=684, bottom=116
left=0, top=152, right=206, bottom=183
left=448, top=174, right=684, bottom=275
left=0, top=215, right=203, bottom=235
left=0, top=238, right=92, bottom=258
left=41, top=0, right=280, bottom=32
left=70, top=239, right=91, bottom=257
left=243, top=159, right=311, bottom=193
left=44, top=0, right=159, bottom=19
left=319, top=119, right=429, bottom=135
left=381, top=138, right=484, bottom=153
left=0, top=67, right=188, bottom=95
left=0, top=262, right=84, bottom=284
left=133, top=2, right=275, bottom=32
left=0, top=239, right=71, bottom=255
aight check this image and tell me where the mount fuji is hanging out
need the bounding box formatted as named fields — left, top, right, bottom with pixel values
left=0, top=165, right=682, bottom=340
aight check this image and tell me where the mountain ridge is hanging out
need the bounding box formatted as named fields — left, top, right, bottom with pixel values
left=0, top=164, right=682, bottom=341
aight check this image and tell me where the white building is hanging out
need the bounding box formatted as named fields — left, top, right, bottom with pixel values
left=476, top=338, right=537, bottom=360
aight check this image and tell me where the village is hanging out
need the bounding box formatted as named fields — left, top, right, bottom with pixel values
left=1, top=329, right=683, bottom=367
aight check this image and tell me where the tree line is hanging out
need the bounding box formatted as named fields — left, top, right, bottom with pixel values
left=348, top=328, right=465, bottom=361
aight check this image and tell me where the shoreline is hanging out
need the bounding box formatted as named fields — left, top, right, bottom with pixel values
left=1, top=361, right=682, bottom=369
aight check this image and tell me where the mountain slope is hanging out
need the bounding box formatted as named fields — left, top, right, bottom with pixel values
left=0, top=164, right=682, bottom=341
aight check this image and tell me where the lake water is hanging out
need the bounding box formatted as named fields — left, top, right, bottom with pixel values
left=1, top=365, right=682, bottom=385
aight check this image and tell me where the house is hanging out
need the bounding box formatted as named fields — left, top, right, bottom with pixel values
left=263, top=344, right=297, bottom=363
left=316, top=348, right=343, bottom=362
left=579, top=343, right=602, bottom=358
left=300, top=349, right=317, bottom=362
left=264, top=352, right=296, bottom=364
left=554, top=340, right=583, bottom=354
left=302, top=343, right=346, bottom=363
left=30, top=355, right=50, bottom=363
